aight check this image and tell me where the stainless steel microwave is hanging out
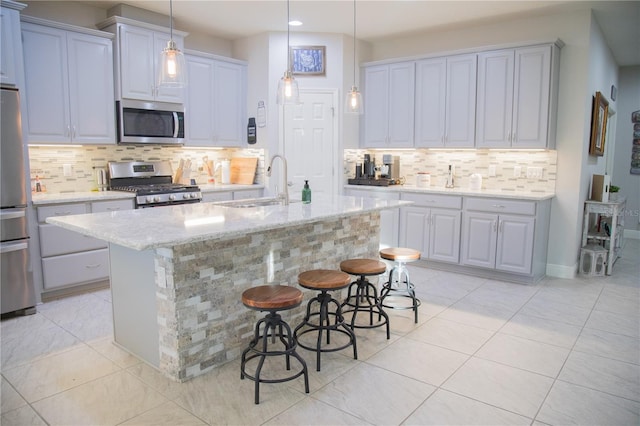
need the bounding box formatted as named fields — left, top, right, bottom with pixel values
left=116, top=99, right=185, bottom=144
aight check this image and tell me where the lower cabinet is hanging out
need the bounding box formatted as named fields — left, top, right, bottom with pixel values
left=399, top=193, right=462, bottom=263
left=344, top=188, right=400, bottom=247
left=36, top=198, right=133, bottom=292
left=461, top=197, right=536, bottom=275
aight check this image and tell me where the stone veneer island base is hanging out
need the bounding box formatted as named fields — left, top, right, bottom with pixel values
left=46, top=196, right=400, bottom=382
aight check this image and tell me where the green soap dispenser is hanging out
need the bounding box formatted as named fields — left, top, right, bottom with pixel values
left=302, top=180, right=311, bottom=204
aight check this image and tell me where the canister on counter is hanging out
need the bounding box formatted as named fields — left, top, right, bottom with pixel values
left=416, top=172, right=431, bottom=188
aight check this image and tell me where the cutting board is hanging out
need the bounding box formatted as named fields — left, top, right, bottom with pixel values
left=230, top=157, right=258, bottom=184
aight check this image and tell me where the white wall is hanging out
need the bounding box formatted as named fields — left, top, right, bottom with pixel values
left=612, top=66, right=640, bottom=237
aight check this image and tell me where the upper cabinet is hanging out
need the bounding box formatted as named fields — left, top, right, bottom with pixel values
left=476, top=44, right=559, bottom=149
left=1, top=0, right=26, bottom=87
left=98, top=17, right=187, bottom=104
left=185, top=52, right=247, bottom=147
left=21, top=18, right=116, bottom=144
left=362, top=62, right=415, bottom=148
left=415, top=54, right=476, bottom=148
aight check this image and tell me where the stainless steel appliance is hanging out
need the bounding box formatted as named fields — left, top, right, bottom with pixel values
left=380, top=154, right=400, bottom=181
left=1, top=87, right=36, bottom=315
left=108, top=161, right=202, bottom=208
left=348, top=153, right=400, bottom=187
left=116, top=99, right=185, bottom=145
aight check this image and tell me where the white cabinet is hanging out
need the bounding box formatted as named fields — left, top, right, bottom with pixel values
left=415, top=54, right=477, bottom=148
left=21, top=20, right=116, bottom=145
left=362, top=62, right=415, bottom=148
left=344, top=188, right=399, bottom=247
left=399, top=193, right=462, bottom=263
left=1, top=1, right=25, bottom=87
left=185, top=53, right=247, bottom=147
left=461, top=198, right=536, bottom=275
left=99, top=17, right=187, bottom=103
left=36, top=199, right=133, bottom=292
left=476, top=44, right=558, bottom=148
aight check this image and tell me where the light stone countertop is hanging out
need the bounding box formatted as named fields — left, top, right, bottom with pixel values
left=31, top=184, right=264, bottom=205
left=46, top=195, right=408, bottom=251
left=344, top=184, right=555, bottom=201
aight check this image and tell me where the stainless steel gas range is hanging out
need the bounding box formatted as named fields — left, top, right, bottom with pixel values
left=108, top=161, right=202, bottom=208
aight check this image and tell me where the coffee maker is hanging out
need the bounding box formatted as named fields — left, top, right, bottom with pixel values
left=380, top=154, right=400, bottom=182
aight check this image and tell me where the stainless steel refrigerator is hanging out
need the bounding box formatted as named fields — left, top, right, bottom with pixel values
left=1, top=86, right=36, bottom=315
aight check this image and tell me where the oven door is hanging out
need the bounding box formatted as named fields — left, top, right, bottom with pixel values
left=117, top=100, right=184, bottom=144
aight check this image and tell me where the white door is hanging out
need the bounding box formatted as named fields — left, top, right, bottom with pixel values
left=283, top=91, right=336, bottom=199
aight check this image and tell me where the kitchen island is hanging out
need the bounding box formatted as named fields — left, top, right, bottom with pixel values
left=47, top=195, right=405, bottom=381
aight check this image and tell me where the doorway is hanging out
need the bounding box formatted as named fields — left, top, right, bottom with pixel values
left=280, top=89, right=339, bottom=199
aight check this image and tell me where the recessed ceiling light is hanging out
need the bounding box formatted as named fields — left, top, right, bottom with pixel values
left=288, top=20, right=303, bottom=26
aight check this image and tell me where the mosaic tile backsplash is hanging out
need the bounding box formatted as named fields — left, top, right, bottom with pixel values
left=28, top=145, right=266, bottom=193
left=344, top=149, right=557, bottom=193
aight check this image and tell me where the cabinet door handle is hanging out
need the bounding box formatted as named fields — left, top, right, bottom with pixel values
left=493, top=220, right=498, bottom=231
left=85, top=263, right=102, bottom=269
left=55, top=211, right=73, bottom=216
left=106, top=207, right=120, bottom=211
left=492, top=204, right=505, bottom=209
left=72, top=125, right=77, bottom=138
left=499, top=220, right=504, bottom=233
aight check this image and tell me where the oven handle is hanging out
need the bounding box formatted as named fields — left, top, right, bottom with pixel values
left=173, top=112, right=179, bottom=138
left=0, top=240, right=28, bottom=254
left=0, top=208, right=26, bottom=221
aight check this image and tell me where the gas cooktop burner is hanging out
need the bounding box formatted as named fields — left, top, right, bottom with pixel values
left=111, top=183, right=199, bottom=195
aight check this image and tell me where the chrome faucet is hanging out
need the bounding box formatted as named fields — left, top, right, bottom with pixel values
left=267, top=154, right=289, bottom=205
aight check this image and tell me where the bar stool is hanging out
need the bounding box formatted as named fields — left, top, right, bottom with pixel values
left=240, top=285, right=309, bottom=404
left=294, top=269, right=357, bottom=371
left=379, top=247, right=422, bottom=323
left=340, top=259, right=390, bottom=339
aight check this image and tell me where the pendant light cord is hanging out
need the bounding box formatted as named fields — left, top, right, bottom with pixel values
left=352, top=0, right=356, bottom=85
left=287, top=0, right=291, bottom=72
left=169, top=0, right=174, bottom=40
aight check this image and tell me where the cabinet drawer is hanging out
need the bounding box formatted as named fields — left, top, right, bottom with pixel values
left=401, top=192, right=462, bottom=209
left=202, top=191, right=232, bottom=203
left=345, top=189, right=400, bottom=200
left=42, top=248, right=109, bottom=289
left=37, top=203, right=87, bottom=222
left=39, top=224, right=106, bottom=257
left=464, top=197, right=536, bottom=215
left=92, top=199, right=133, bottom=212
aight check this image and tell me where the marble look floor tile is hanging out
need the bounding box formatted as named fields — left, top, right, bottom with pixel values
left=0, top=376, right=26, bottom=414
left=437, top=299, right=516, bottom=331
left=31, top=370, right=167, bottom=425
left=573, top=327, right=640, bottom=365
left=0, top=315, right=80, bottom=371
left=382, top=307, right=430, bottom=336
left=519, top=297, right=592, bottom=326
left=120, top=401, right=206, bottom=425
left=88, top=337, right=142, bottom=369
left=499, top=312, right=583, bottom=348
left=594, top=291, right=640, bottom=317
left=312, top=362, right=435, bottom=425
left=2, top=344, right=121, bottom=403
left=536, top=380, right=640, bottom=426
left=442, top=357, right=554, bottom=418
left=475, top=333, right=570, bottom=377
left=407, top=317, right=495, bottom=354
left=585, top=309, right=640, bottom=338
left=404, top=389, right=532, bottom=425
left=528, top=285, right=600, bottom=310
left=264, top=397, right=366, bottom=425
left=174, top=359, right=305, bottom=424
left=127, top=362, right=191, bottom=401
left=462, top=284, right=535, bottom=312
left=0, top=404, right=47, bottom=426
left=558, top=350, right=640, bottom=402
left=367, top=337, right=469, bottom=386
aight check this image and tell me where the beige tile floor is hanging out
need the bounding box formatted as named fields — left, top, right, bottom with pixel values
left=1, top=239, right=638, bottom=425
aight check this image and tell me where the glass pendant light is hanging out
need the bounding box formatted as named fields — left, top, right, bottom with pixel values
left=158, top=0, right=186, bottom=88
left=276, top=0, right=300, bottom=105
left=345, top=0, right=363, bottom=114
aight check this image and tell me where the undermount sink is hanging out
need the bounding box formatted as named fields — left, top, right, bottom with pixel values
left=218, top=197, right=299, bottom=208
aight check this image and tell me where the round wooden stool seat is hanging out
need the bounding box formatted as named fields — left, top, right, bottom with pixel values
left=380, top=247, right=421, bottom=262
left=298, top=270, right=350, bottom=291
left=340, top=259, right=387, bottom=276
left=242, top=285, right=303, bottom=311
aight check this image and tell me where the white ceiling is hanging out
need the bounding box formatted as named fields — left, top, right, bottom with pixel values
left=88, top=0, right=639, bottom=66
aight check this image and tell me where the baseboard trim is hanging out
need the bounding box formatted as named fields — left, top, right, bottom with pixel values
left=623, top=229, right=640, bottom=240
left=546, top=263, right=577, bottom=279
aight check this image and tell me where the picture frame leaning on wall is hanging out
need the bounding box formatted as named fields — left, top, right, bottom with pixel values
left=589, top=91, right=609, bottom=156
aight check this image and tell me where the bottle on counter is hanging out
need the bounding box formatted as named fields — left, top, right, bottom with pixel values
left=302, top=180, right=311, bottom=204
